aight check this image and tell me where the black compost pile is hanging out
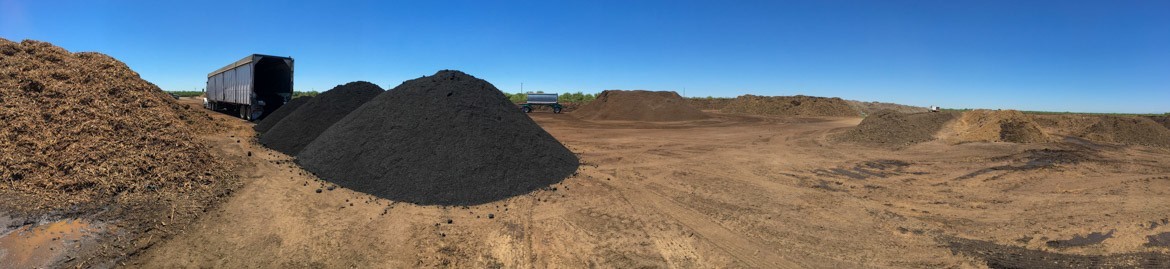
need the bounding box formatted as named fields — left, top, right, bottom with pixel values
left=296, top=70, right=579, bottom=205
left=259, top=81, right=383, bottom=155
left=253, top=96, right=313, bottom=133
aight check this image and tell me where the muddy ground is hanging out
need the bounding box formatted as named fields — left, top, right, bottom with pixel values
left=47, top=101, right=1170, bottom=268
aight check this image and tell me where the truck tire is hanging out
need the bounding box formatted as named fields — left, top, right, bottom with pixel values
left=522, top=106, right=532, bottom=113
left=239, top=105, right=250, bottom=120
left=553, top=107, right=562, bottom=114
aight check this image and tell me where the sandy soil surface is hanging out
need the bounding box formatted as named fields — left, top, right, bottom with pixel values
left=123, top=102, right=1170, bottom=268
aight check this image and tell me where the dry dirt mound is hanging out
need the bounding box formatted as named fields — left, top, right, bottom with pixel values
left=722, top=95, right=859, bottom=117
left=573, top=90, right=708, bottom=121
left=1147, top=115, right=1170, bottom=130
left=686, top=97, right=734, bottom=110
left=253, top=96, right=312, bottom=133
left=0, top=39, right=230, bottom=214
left=259, top=82, right=383, bottom=155
left=831, top=110, right=958, bottom=146
left=951, top=110, right=1049, bottom=143
left=1031, top=114, right=1102, bottom=136
left=297, top=70, right=578, bottom=206
left=1079, top=116, right=1170, bottom=148
left=847, top=100, right=929, bottom=115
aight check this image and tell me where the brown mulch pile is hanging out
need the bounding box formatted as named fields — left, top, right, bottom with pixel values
left=953, top=110, right=1049, bottom=143
left=0, top=38, right=236, bottom=266
left=574, top=90, right=708, bottom=121
left=831, top=110, right=958, bottom=146
left=721, top=95, right=860, bottom=117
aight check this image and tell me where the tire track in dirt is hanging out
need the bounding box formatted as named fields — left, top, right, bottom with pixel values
left=586, top=168, right=802, bottom=268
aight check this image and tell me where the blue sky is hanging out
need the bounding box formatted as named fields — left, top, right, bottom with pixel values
left=2, top=0, right=1167, bottom=113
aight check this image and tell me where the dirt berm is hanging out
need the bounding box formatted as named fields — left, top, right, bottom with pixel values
left=259, top=82, right=383, bottom=155
left=1079, top=115, right=1170, bottom=148
left=574, top=90, right=707, bottom=121
left=947, top=109, right=1049, bottom=143
left=831, top=110, right=958, bottom=146
left=722, top=95, right=860, bottom=117
left=0, top=38, right=235, bottom=266
left=296, top=70, right=579, bottom=206
left=253, top=96, right=312, bottom=133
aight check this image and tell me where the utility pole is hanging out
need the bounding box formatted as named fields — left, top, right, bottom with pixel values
left=521, top=82, right=524, bottom=93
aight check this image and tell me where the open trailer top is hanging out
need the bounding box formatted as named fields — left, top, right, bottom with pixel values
left=205, top=54, right=294, bottom=121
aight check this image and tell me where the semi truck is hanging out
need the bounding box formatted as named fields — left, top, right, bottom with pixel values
left=204, top=54, right=294, bottom=121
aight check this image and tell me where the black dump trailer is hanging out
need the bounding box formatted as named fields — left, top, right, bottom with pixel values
left=204, top=54, right=294, bottom=121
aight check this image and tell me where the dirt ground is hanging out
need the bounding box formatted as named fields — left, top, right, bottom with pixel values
left=121, top=102, right=1170, bottom=268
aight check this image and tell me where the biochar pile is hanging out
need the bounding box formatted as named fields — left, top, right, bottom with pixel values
left=259, top=81, right=383, bottom=155
left=297, top=70, right=579, bottom=205
left=573, top=90, right=708, bottom=121
left=253, top=96, right=312, bottom=133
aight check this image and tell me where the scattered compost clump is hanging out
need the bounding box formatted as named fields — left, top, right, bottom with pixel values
left=259, top=82, right=383, bottom=155
left=253, top=96, right=313, bottom=133
left=722, top=95, right=860, bottom=117
left=297, top=70, right=579, bottom=206
left=573, top=90, right=708, bottom=121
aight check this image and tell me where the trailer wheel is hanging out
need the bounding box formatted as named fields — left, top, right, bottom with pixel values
left=240, top=105, right=251, bottom=120
left=553, top=107, right=562, bottom=114
left=522, top=106, right=532, bottom=113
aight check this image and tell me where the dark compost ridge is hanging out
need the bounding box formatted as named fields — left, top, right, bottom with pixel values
left=259, top=81, right=383, bottom=155
left=296, top=70, right=579, bottom=206
left=253, top=96, right=313, bottom=133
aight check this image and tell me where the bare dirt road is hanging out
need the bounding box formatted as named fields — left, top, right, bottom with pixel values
left=125, top=101, right=1170, bottom=268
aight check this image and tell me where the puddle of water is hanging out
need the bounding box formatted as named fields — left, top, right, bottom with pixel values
left=0, top=219, right=95, bottom=268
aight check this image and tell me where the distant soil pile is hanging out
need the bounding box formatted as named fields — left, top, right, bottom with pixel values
left=686, top=97, right=734, bottom=110
left=847, top=100, right=929, bottom=115
left=1079, top=116, right=1170, bottom=148
left=952, top=110, right=1049, bottom=143
left=1147, top=115, right=1170, bottom=130
left=297, top=70, right=578, bottom=205
left=573, top=90, right=708, bottom=121
left=0, top=39, right=229, bottom=214
left=253, top=96, right=312, bottom=133
left=259, top=82, right=383, bottom=155
left=722, top=95, right=859, bottom=117
left=1031, top=114, right=1102, bottom=136
left=832, top=110, right=958, bottom=146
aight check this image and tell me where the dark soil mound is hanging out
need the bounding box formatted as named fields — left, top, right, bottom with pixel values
left=573, top=90, right=708, bottom=121
left=253, top=96, right=312, bottom=133
left=722, top=95, right=860, bottom=117
left=1079, top=116, right=1170, bottom=148
left=297, top=70, right=578, bottom=206
left=259, top=82, right=383, bottom=155
left=833, top=110, right=958, bottom=146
